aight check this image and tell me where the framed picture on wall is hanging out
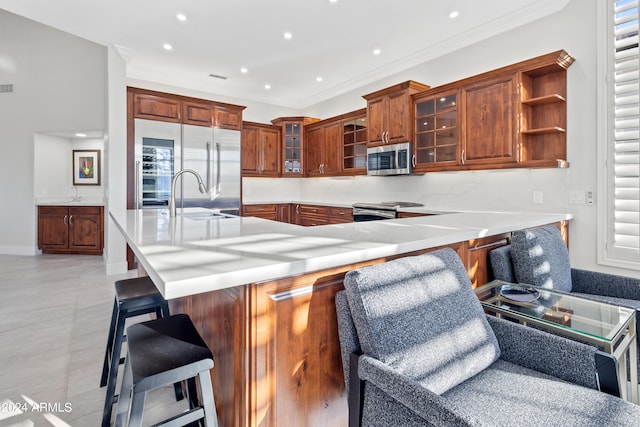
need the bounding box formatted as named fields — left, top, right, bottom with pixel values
left=72, top=149, right=101, bottom=186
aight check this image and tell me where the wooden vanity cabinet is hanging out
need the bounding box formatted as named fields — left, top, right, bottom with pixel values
left=363, top=80, right=429, bottom=147
left=38, top=205, right=104, bottom=255
left=242, top=122, right=281, bottom=177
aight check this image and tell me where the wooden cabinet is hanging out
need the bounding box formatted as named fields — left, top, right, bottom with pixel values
left=363, top=80, right=429, bottom=146
left=128, top=87, right=245, bottom=129
left=131, top=91, right=181, bottom=123
left=329, top=206, right=353, bottom=224
left=242, top=204, right=292, bottom=223
left=297, top=204, right=330, bottom=226
left=38, top=205, right=104, bottom=255
left=518, top=51, right=574, bottom=167
left=413, top=90, right=460, bottom=172
left=305, top=121, right=342, bottom=176
left=242, top=204, right=278, bottom=221
left=342, top=109, right=368, bottom=175
left=410, top=50, right=573, bottom=173
left=242, top=122, right=281, bottom=177
left=182, top=99, right=244, bottom=130
left=271, top=117, right=320, bottom=176
left=461, top=74, right=518, bottom=166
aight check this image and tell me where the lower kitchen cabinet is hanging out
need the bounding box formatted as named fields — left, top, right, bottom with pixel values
left=38, top=205, right=104, bottom=255
left=242, top=204, right=278, bottom=221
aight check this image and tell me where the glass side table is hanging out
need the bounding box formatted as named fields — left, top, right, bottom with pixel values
left=475, top=280, right=638, bottom=404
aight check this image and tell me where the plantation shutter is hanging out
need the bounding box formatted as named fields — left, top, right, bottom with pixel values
left=608, top=0, right=640, bottom=262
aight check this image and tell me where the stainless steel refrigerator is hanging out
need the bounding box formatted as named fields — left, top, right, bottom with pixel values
left=134, top=118, right=241, bottom=214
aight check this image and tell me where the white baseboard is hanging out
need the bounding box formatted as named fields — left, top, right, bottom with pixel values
left=0, top=245, right=37, bottom=256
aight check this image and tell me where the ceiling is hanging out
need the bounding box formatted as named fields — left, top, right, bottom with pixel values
left=0, top=0, right=570, bottom=109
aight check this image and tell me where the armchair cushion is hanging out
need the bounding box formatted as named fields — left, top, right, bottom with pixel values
left=343, top=248, right=500, bottom=395
left=510, top=225, right=572, bottom=292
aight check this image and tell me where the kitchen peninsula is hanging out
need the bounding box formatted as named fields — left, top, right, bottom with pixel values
left=111, top=208, right=571, bottom=427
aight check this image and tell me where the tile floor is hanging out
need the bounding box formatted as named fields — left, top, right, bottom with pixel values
left=0, top=254, right=188, bottom=426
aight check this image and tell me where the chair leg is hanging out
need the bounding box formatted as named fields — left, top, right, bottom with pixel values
left=102, top=308, right=127, bottom=427
left=198, top=371, right=218, bottom=427
left=100, top=298, right=118, bottom=387
left=127, top=389, right=146, bottom=427
left=114, top=355, right=133, bottom=427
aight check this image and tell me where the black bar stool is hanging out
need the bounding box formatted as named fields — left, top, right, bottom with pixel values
left=115, top=314, right=218, bottom=427
left=100, top=276, right=172, bottom=427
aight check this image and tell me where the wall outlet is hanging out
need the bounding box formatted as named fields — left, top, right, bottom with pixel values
left=569, top=190, right=586, bottom=204
left=533, top=190, right=543, bottom=204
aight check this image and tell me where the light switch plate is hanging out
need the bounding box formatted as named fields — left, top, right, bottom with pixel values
left=569, top=190, right=586, bottom=204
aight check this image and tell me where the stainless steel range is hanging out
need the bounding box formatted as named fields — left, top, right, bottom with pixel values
left=352, top=201, right=424, bottom=222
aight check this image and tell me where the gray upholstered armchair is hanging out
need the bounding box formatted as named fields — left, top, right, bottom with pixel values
left=489, top=225, right=640, bottom=310
left=336, top=248, right=640, bottom=426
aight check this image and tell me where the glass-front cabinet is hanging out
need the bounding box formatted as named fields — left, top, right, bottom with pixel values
left=342, top=113, right=367, bottom=174
left=283, top=122, right=302, bottom=174
left=413, top=90, right=459, bottom=172
left=271, top=116, right=319, bottom=176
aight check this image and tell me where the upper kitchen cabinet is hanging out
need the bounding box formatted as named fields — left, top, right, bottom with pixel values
left=461, top=73, right=518, bottom=166
left=182, top=100, right=244, bottom=130
left=518, top=50, right=575, bottom=167
left=413, top=90, right=460, bottom=172
left=363, top=80, right=429, bottom=147
left=242, top=121, right=281, bottom=177
left=271, top=117, right=319, bottom=176
left=131, top=90, right=181, bottom=123
left=128, top=87, right=245, bottom=130
left=342, top=109, right=368, bottom=175
left=304, top=120, right=342, bottom=176
left=411, top=50, right=574, bottom=173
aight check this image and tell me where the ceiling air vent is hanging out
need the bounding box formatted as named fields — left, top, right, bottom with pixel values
left=0, top=84, right=14, bottom=94
left=208, top=74, right=227, bottom=80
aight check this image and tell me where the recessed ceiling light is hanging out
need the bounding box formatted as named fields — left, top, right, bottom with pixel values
left=176, top=13, right=186, bottom=21
left=240, top=67, right=248, bottom=74
left=163, top=43, right=173, bottom=51
left=284, top=32, right=293, bottom=40
left=265, top=84, right=271, bottom=90
left=316, top=76, right=323, bottom=82
left=75, top=133, right=87, bottom=137
left=329, top=0, right=338, bottom=3
left=449, top=11, right=459, bottom=19
left=373, top=48, right=381, bottom=55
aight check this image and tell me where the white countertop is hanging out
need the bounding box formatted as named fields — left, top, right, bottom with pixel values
left=37, top=197, right=105, bottom=206
left=111, top=208, right=572, bottom=300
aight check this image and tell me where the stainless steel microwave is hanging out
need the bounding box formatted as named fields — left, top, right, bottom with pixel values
left=366, top=142, right=412, bottom=176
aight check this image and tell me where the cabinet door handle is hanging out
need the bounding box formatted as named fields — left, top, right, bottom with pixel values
left=412, top=154, right=416, bottom=168
left=63, top=215, right=68, bottom=225
left=69, top=215, right=73, bottom=225
left=461, top=149, right=465, bottom=165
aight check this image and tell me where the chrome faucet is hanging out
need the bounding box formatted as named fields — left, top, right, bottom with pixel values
left=169, top=169, right=209, bottom=218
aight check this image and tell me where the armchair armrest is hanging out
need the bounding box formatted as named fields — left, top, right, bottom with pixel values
left=571, top=268, right=640, bottom=301
left=357, top=355, right=480, bottom=427
left=486, top=315, right=599, bottom=389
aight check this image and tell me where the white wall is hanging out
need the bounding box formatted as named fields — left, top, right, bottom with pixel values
left=0, top=9, right=106, bottom=255
left=34, top=134, right=105, bottom=201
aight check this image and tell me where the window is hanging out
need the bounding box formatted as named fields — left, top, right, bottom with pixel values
left=599, top=0, right=640, bottom=268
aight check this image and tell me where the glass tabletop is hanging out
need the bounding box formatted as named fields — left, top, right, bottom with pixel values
left=475, top=280, right=635, bottom=342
